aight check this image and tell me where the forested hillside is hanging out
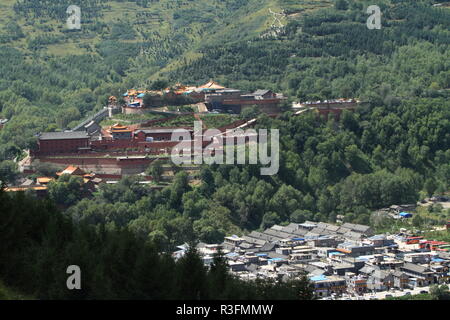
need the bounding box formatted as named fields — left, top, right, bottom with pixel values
left=168, top=0, right=450, bottom=97
left=0, top=0, right=281, bottom=151
left=0, top=188, right=314, bottom=299
left=0, top=0, right=448, bottom=152
left=0, top=0, right=449, bottom=295
left=61, top=98, right=449, bottom=247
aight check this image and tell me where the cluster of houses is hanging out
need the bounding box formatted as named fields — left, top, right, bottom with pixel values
left=8, top=161, right=177, bottom=195
left=5, top=165, right=104, bottom=196
left=173, top=221, right=450, bottom=298
left=376, top=204, right=417, bottom=220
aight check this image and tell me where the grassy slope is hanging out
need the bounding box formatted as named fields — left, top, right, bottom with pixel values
left=0, top=1, right=274, bottom=54
left=153, top=0, right=333, bottom=80
left=0, top=0, right=333, bottom=90
left=1, top=0, right=324, bottom=80
left=148, top=0, right=280, bottom=79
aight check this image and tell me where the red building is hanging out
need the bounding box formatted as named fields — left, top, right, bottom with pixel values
left=37, top=131, right=90, bottom=155
left=135, top=128, right=194, bottom=142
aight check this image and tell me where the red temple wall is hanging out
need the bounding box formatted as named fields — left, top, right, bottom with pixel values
left=38, top=138, right=89, bottom=154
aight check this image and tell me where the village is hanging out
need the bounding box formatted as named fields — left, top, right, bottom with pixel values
left=173, top=202, right=450, bottom=300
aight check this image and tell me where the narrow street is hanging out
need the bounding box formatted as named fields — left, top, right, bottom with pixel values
left=333, top=286, right=431, bottom=300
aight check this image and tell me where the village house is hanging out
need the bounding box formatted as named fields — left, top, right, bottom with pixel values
left=400, top=263, right=435, bottom=287
left=309, top=275, right=347, bottom=297
left=392, top=270, right=410, bottom=289
left=366, top=254, right=404, bottom=270
left=298, top=222, right=318, bottom=231
left=331, top=262, right=357, bottom=276
left=336, top=242, right=376, bottom=257
left=224, top=235, right=245, bottom=248
left=402, top=252, right=432, bottom=264
left=367, top=269, right=395, bottom=291
left=172, top=219, right=450, bottom=298
left=307, top=235, right=338, bottom=248
left=345, top=273, right=368, bottom=295
left=429, top=262, right=450, bottom=284
left=365, top=235, right=396, bottom=248
left=340, top=223, right=374, bottom=237
left=317, top=247, right=339, bottom=259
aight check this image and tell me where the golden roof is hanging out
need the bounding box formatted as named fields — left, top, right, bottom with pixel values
left=57, top=165, right=86, bottom=176
left=111, top=123, right=132, bottom=133
left=199, top=80, right=225, bottom=89
left=37, top=177, right=54, bottom=184
left=111, top=123, right=128, bottom=129
left=5, top=186, right=47, bottom=192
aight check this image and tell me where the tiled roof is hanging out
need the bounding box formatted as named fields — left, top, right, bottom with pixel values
left=253, top=89, right=271, bottom=96
left=402, top=263, right=431, bottom=274
left=39, top=131, right=88, bottom=140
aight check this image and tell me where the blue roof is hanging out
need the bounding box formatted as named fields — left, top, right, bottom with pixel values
left=225, top=252, right=239, bottom=257
left=358, top=255, right=376, bottom=259
left=368, top=235, right=386, bottom=240
left=256, top=253, right=268, bottom=257
left=356, top=257, right=369, bottom=261
left=268, top=258, right=284, bottom=261
left=432, top=258, right=445, bottom=262
left=310, top=275, right=327, bottom=281
left=292, top=237, right=304, bottom=241
left=399, top=212, right=412, bottom=217
left=137, top=93, right=145, bottom=98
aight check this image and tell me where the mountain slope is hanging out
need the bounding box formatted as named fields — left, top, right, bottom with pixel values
left=165, top=0, right=450, bottom=96
left=0, top=0, right=448, bottom=150
left=0, top=1, right=259, bottom=148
